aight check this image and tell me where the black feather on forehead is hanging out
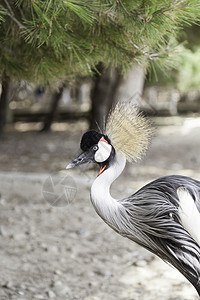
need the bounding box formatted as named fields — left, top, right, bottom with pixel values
left=80, top=130, right=110, bottom=151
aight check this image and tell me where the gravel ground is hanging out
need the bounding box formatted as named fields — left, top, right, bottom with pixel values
left=0, top=117, right=200, bottom=300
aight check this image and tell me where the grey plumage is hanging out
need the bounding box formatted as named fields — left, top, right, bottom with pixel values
left=118, top=175, right=200, bottom=294
left=89, top=167, right=200, bottom=295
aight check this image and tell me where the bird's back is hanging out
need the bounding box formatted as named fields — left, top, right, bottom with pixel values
left=134, top=175, right=200, bottom=210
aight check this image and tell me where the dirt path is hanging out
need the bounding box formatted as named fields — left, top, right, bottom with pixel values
left=0, top=118, right=200, bottom=300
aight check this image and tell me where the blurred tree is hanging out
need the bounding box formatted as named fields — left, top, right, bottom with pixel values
left=90, top=64, right=146, bottom=130
left=90, top=64, right=122, bottom=130
left=0, top=73, right=10, bottom=134
left=41, top=84, right=65, bottom=132
left=146, top=24, right=200, bottom=91
left=1, top=0, right=200, bottom=133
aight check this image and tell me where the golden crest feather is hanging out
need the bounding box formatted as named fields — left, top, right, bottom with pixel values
left=105, top=101, right=153, bottom=162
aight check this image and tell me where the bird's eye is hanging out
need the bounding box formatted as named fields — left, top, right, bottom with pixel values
left=93, top=145, right=98, bottom=151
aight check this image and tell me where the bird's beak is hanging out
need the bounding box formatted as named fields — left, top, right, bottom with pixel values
left=66, top=151, right=93, bottom=169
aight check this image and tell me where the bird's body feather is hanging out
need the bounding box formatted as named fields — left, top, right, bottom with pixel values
left=121, top=175, right=200, bottom=292
left=91, top=151, right=200, bottom=295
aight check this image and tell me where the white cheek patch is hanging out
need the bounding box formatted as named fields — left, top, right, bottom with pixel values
left=94, top=141, right=112, bottom=163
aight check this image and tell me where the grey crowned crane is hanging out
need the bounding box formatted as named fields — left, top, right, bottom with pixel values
left=67, top=101, right=200, bottom=296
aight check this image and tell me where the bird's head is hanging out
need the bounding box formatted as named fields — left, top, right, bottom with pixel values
left=66, top=130, right=115, bottom=176
left=67, top=101, right=153, bottom=176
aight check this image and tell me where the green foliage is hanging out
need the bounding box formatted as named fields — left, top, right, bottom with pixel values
left=146, top=24, right=200, bottom=91
left=0, top=6, right=7, bottom=23
left=0, top=0, right=200, bottom=85
left=177, top=47, right=200, bottom=91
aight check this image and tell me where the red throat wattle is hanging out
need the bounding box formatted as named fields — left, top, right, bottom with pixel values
left=100, top=136, right=109, bottom=144
left=98, top=165, right=108, bottom=176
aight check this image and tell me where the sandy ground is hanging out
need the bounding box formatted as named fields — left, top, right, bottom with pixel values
left=0, top=117, right=200, bottom=300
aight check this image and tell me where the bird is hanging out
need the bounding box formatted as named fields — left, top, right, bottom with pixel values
left=67, top=100, right=200, bottom=296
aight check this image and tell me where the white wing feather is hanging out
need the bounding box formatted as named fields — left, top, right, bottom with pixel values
left=177, top=187, right=200, bottom=247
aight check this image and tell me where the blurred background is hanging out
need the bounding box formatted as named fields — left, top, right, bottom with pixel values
left=1, top=1, right=200, bottom=300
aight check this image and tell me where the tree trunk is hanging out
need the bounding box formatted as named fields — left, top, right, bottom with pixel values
left=0, top=74, right=10, bottom=135
left=90, top=64, right=145, bottom=131
left=41, top=86, right=64, bottom=132
left=114, top=64, right=146, bottom=105
left=90, top=64, right=122, bottom=130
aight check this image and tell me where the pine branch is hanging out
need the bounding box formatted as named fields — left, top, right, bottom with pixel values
left=0, top=3, right=26, bottom=29
left=126, top=38, right=160, bottom=61
left=18, top=7, right=25, bottom=20
left=1, top=0, right=200, bottom=85
left=3, top=0, right=13, bottom=15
